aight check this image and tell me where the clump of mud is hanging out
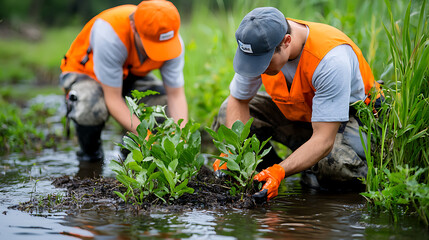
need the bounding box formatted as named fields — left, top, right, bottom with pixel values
left=12, top=166, right=261, bottom=214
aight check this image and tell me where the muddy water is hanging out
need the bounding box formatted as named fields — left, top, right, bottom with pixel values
left=2, top=143, right=428, bottom=239
left=1, top=96, right=428, bottom=239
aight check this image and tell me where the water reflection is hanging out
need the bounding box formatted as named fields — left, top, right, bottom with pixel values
left=0, top=206, right=93, bottom=240
left=75, top=160, right=104, bottom=179
left=252, top=189, right=367, bottom=239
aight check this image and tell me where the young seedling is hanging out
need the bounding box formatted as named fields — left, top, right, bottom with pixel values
left=205, top=118, right=272, bottom=197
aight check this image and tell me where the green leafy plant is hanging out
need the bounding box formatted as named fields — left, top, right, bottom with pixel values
left=109, top=90, right=204, bottom=204
left=361, top=166, right=429, bottom=225
left=205, top=118, right=271, bottom=197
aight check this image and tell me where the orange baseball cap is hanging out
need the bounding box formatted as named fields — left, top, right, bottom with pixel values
left=134, top=0, right=181, bottom=61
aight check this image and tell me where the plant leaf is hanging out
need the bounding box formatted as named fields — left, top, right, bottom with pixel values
left=407, top=128, right=428, bottom=143
left=251, top=135, right=260, bottom=153
left=260, top=147, right=272, bottom=158
left=226, top=157, right=240, bottom=171
left=175, top=179, right=189, bottom=192
left=175, top=187, right=194, bottom=197
left=151, top=144, right=167, bottom=162
left=136, top=121, right=149, bottom=140
left=148, top=171, right=162, bottom=182
left=243, top=152, right=255, bottom=174
left=132, top=149, right=143, bottom=163
left=125, top=96, right=138, bottom=122
left=131, top=89, right=160, bottom=99
left=231, top=120, right=245, bottom=139
left=240, top=118, right=254, bottom=142
left=122, top=135, right=139, bottom=151
left=168, top=159, right=179, bottom=172
left=219, top=125, right=240, bottom=149
left=163, top=138, right=177, bottom=159
left=205, top=127, right=219, bottom=141
left=114, top=191, right=127, bottom=202
left=259, top=137, right=272, bottom=154
left=127, top=161, right=143, bottom=172
left=109, top=160, right=125, bottom=175
left=157, top=160, right=176, bottom=193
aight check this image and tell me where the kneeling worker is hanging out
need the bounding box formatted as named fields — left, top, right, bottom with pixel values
left=213, top=7, right=382, bottom=201
left=60, top=0, right=188, bottom=161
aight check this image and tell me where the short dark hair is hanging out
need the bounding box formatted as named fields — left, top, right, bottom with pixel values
left=275, top=19, right=291, bottom=53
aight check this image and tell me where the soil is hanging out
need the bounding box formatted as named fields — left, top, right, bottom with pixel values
left=11, top=165, right=263, bottom=215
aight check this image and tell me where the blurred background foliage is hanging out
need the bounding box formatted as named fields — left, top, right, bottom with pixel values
left=0, top=0, right=261, bottom=27
left=0, top=0, right=420, bottom=84
left=0, top=0, right=425, bottom=141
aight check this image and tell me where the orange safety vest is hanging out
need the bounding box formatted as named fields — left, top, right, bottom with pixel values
left=261, top=18, right=380, bottom=122
left=60, top=5, right=164, bottom=81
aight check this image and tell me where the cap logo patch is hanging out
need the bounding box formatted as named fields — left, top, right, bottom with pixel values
left=159, top=30, right=174, bottom=41
left=238, top=40, right=253, bottom=54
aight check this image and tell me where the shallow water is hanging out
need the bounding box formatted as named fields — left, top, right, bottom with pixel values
left=2, top=141, right=428, bottom=240
left=1, top=95, right=428, bottom=239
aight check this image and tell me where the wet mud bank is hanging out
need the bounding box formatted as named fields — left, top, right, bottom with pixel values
left=11, top=165, right=259, bottom=214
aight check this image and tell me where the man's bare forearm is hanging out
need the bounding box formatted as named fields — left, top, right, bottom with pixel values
left=225, top=95, right=252, bottom=128
left=165, top=85, right=188, bottom=127
left=279, top=122, right=340, bottom=177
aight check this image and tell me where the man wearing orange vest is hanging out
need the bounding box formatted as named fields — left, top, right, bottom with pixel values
left=60, top=0, right=188, bottom=162
left=212, top=7, right=382, bottom=201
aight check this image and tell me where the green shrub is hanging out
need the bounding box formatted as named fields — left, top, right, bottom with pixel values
left=0, top=99, right=57, bottom=154
left=109, top=90, right=204, bottom=204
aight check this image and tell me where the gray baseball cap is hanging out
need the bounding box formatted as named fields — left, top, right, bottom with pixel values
left=233, top=7, right=288, bottom=77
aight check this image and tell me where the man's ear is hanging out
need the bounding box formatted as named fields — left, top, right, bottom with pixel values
left=283, top=34, right=292, bottom=48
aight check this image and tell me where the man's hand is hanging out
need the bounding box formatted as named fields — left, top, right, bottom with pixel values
left=253, top=164, right=285, bottom=202
left=213, top=153, right=228, bottom=177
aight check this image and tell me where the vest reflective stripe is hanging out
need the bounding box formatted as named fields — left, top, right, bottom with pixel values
left=60, top=5, right=164, bottom=82
left=261, top=18, right=379, bottom=122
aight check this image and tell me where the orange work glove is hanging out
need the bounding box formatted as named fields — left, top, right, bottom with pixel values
left=213, top=153, right=228, bottom=171
left=253, top=164, right=285, bottom=201
left=145, top=129, right=152, bottom=141
left=213, top=153, right=228, bottom=178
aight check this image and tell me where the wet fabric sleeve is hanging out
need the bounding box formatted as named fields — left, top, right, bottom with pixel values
left=90, top=19, right=128, bottom=88
left=311, top=45, right=363, bottom=122
left=229, top=73, right=262, bottom=100
left=160, top=36, right=185, bottom=88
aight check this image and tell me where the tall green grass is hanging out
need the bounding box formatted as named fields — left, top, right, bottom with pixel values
left=355, top=0, right=428, bottom=225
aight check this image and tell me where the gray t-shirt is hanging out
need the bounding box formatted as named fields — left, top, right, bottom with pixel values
left=90, top=19, right=185, bottom=88
left=229, top=44, right=365, bottom=122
